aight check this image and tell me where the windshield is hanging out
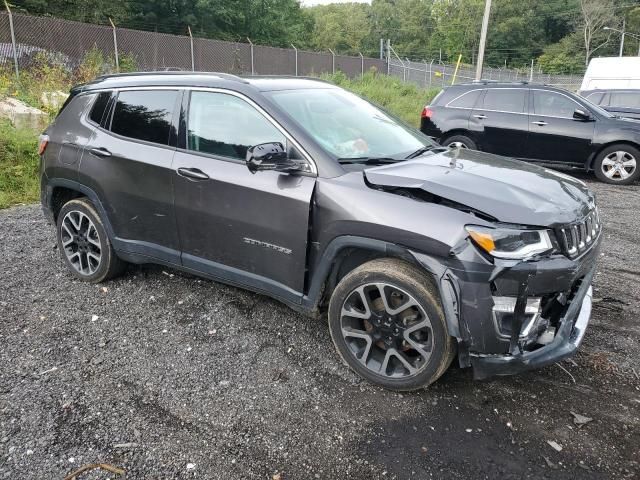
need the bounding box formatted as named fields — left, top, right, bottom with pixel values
left=578, top=93, right=614, bottom=118
left=266, top=88, right=435, bottom=160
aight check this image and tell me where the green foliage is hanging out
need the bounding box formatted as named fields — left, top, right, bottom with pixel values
left=0, top=120, right=40, bottom=209
left=538, top=33, right=586, bottom=74
left=322, top=70, right=439, bottom=127
left=12, top=0, right=626, bottom=71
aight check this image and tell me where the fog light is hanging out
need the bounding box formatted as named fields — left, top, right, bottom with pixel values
left=492, top=297, right=542, bottom=339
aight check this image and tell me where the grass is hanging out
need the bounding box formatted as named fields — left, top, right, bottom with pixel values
left=322, top=70, right=441, bottom=127
left=0, top=66, right=441, bottom=209
left=0, top=120, right=40, bottom=209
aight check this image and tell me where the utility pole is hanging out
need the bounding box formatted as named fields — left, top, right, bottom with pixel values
left=620, top=18, right=626, bottom=57
left=475, top=0, right=492, bottom=81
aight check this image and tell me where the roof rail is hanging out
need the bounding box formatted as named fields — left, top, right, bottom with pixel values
left=95, top=71, right=247, bottom=83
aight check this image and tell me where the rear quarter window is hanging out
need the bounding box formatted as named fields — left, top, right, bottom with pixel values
left=447, top=90, right=482, bottom=108
left=88, top=92, right=111, bottom=125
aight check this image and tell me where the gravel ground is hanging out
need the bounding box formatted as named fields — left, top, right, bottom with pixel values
left=0, top=175, right=639, bottom=480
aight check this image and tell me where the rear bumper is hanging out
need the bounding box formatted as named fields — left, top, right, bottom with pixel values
left=470, top=269, right=593, bottom=380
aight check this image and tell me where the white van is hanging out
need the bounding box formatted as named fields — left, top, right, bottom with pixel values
left=579, top=57, right=640, bottom=94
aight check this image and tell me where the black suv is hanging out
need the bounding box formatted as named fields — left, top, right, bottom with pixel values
left=421, top=82, right=640, bottom=185
left=40, top=72, right=600, bottom=390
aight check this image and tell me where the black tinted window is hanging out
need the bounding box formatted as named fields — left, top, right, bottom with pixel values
left=609, top=91, right=640, bottom=108
left=89, top=92, right=110, bottom=125
left=532, top=90, right=580, bottom=118
left=187, top=91, right=285, bottom=160
left=110, top=90, right=178, bottom=145
left=481, top=89, right=526, bottom=113
left=449, top=90, right=481, bottom=108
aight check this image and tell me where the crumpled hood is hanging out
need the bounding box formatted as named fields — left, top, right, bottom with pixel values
left=364, top=148, right=596, bottom=226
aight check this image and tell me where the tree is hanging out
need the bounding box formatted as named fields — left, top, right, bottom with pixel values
left=579, top=0, right=615, bottom=65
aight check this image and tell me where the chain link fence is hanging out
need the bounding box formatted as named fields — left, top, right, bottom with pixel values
left=1, top=10, right=581, bottom=91
left=388, top=58, right=583, bottom=92
left=0, top=11, right=387, bottom=79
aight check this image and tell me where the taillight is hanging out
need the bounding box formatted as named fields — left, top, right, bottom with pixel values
left=421, top=106, right=433, bottom=119
left=38, top=134, right=49, bottom=155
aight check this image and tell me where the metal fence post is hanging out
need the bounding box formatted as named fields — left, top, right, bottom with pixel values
left=359, top=52, right=364, bottom=76
left=291, top=44, right=298, bottom=76
left=423, top=59, right=427, bottom=88
left=329, top=48, right=335, bottom=74
left=4, top=0, right=19, bottom=79
left=386, top=39, right=390, bottom=75
left=109, top=17, right=119, bottom=72
left=428, top=59, right=434, bottom=88
left=246, top=38, right=254, bottom=75
left=187, top=26, right=194, bottom=71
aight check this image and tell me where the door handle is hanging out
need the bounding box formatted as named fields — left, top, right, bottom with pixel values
left=89, top=147, right=112, bottom=157
left=473, top=114, right=487, bottom=119
left=531, top=121, right=548, bottom=126
left=177, top=167, right=210, bottom=180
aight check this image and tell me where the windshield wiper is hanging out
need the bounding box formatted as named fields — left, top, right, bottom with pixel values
left=337, top=157, right=400, bottom=165
left=404, top=145, right=442, bottom=159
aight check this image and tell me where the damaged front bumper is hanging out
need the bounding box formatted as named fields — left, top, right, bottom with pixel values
left=470, top=268, right=593, bottom=379
left=411, top=231, right=601, bottom=380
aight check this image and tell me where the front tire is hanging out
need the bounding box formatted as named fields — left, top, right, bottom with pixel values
left=56, top=198, right=125, bottom=283
left=594, top=144, right=640, bottom=184
left=441, top=134, right=477, bottom=150
left=328, top=258, right=456, bottom=391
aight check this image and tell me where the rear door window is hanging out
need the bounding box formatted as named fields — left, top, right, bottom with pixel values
left=480, top=89, right=527, bottom=113
left=532, top=90, right=581, bottom=118
left=448, top=90, right=482, bottom=109
left=109, top=90, right=178, bottom=145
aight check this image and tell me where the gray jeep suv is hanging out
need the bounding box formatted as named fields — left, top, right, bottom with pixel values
left=39, top=72, right=600, bottom=390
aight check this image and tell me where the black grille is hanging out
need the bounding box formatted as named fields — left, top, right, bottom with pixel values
left=558, top=209, right=601, bottom=258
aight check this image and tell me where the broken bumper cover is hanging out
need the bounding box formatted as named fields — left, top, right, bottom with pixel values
left=470, top=268, right=593, bottom=380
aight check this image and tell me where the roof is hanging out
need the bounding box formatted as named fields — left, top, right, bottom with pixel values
left=75, top=71, right=335, bottom=93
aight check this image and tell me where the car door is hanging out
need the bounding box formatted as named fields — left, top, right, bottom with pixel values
left=526, top=89, right=595, bottom=164
left=79, top=88, right=182, bottom=263
left=469, top=87, right=529, bottom=157
left=172, top=89, right=316, bottom=299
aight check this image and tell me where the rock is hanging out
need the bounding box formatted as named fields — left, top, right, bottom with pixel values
left=40, top=91, right=68, bottom=110
left=570, top=412, right=593, bottom=427
left=186, top=463, right=196, bottom=470
left=547, top=440, right=563, bottom=452
left=0, top=97, right=49, bottom=130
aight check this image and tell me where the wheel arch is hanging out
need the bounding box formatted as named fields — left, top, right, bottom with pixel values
left=440, top=129, right=477, bottom=146
left=587, top=140, right=640, bottom=170
left=45, top=179, right=116, bottom=240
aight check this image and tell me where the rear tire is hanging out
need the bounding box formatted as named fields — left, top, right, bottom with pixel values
left=593, top=144, right=640, bottom=185
left=441, top=134, right=477, bottom=150
left=328, top=258, right=456, bottom=391
left=56, top=198, right=125, bottom=283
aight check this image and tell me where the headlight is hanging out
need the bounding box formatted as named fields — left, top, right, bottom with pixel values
left=465, top=225, right=555, bottom=259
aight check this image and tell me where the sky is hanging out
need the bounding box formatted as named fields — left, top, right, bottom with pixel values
left=301, top=0, right=371, bottom=6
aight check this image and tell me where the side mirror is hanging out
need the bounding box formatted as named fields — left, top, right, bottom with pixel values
left=246, top=142, right=302, bottom=174
left=573, top=109, right=592, bottom=121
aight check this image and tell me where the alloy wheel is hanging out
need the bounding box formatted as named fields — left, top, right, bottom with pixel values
left=60, top=210, right=102, bottom=275
left=601, top=150, right=637, bottom=181
left=340, top=283, right=433, bottom=379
